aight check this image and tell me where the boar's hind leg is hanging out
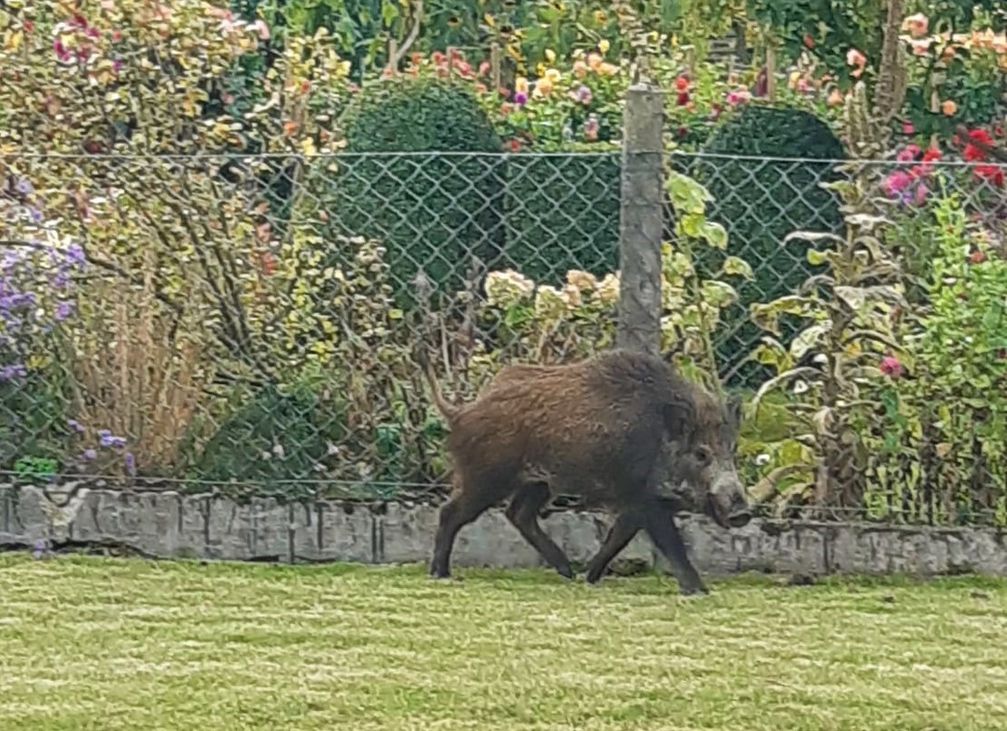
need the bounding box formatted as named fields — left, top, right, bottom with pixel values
left=641, top=499, right=708, bottom=596
left=584, top=511, right=641, bottom=584
left=430, top=488, right=503, bottom=579
left=505, top=483, right=574, bottom=579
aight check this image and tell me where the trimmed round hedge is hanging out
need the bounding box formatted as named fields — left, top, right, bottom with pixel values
left=687, top=104, right=847, bottom=387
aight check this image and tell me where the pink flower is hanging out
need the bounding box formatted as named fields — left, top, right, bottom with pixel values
left=251, top=20, right=270, bottom=40
left=902, top=121, right=915, bottom=135
left=913, top=182, right=929, bottom=206
left=880, top=356, right=903, bottom=379
left=883, top=170, right=912, bottom=197
left=897, top=144, right=921, bottom=162
left=846, top=48, right=867, bottom=77
left=902, top=13, right=929, bottom=38
left=726, top=88, right=750, bottom=106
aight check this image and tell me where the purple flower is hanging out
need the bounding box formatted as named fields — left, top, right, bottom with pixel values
left=15, top=178, right=34, bottom=196
left=55, top=301, right=74, bottom=321
left=125, top=452, right=136, bottom=476
left=64, top=243, right=86, bottom=268
left=514, top=91, right=528, bottom=106
left=67, top=419, right=85, bottom=434
left=82, top=448, right=98, bottom=461
left=28, top=207, right=43, bottom=223
left=52, top=270, right=70, bottom=289
left=99, top=431, right=127, bottom=449
left=0, top=363, right=27, bottom=382
left=571, top=84, right=593, bottom=105
left=33, top=539, right=47, bottom=560
left=0, top=292, right=37, bottom=312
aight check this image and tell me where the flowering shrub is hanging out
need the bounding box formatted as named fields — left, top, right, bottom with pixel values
left=0, top=1, right=360, bottom=480
left=748, top=170, right=910, bottom=515
left=897, top=20, right=1007, bottom=142
left=824, top=191, right=1007, bottom=525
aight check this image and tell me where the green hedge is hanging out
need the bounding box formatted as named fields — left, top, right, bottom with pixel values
left=502, top=153, right=621, bottom=283
left=325, top=78, right=506, bottom=302
left=687, top=104, right=846, bottom=386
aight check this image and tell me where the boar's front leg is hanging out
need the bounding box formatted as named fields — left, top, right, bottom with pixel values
left=585, top=502, right=707, bottom=595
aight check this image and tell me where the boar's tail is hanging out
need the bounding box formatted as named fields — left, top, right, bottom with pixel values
left=415, top=345, right=459, bottom=424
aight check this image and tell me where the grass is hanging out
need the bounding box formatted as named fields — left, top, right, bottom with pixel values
left=2, top=555, right=1007, bottom=730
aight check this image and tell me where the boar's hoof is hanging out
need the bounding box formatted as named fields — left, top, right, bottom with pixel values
left=679, top=582, right=709, bottom=597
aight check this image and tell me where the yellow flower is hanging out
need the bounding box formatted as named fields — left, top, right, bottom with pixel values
left=599, top=39, right=610, bottom=55
left=534, top=77, right=554, bottom=96
left=515, top=76, right=529, bottom=94
left=545, top=67, right=561, bottom=82
left=593, top=10, right=607, bottom=24
left=545, top=48, right=556, bottom=63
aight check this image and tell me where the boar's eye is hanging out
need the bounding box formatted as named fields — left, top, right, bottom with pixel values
left=693, top=446, right=713, bottom=465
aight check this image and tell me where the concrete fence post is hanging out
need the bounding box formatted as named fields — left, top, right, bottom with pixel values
left=616, top=82, right=665, bottom=355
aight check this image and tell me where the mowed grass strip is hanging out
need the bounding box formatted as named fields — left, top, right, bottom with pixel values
left=1, top=555, right=1006, bottom=730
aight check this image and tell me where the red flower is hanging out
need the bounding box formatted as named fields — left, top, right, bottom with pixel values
left=964, top=129, right=995, bottom=162
left=508, top=138, right=522, bottom=153
left=803, top=34, right=815, bottom=49
left=676, top=91, right=690, bottom=106
left=922, top=148, right=942, bottom=163
left=24, top=20, right=35, bottom=33
left=974, top=164, right=1005, bottom=187
left=675, top=75, right=689, bottom=92
left=970, top=249, right=987, bottom=265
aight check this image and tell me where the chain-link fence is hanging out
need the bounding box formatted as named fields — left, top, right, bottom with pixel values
left=2, top=150, right=1007, bottom=525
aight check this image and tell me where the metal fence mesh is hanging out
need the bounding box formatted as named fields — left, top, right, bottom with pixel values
left=2, top=151, right=1006, bottom=525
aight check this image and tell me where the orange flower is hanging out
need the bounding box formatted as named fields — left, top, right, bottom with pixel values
left=941, top=99, right=957, bottom=116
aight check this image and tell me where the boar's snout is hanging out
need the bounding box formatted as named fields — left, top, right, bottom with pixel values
left=707, top=470, right=752, bottom=530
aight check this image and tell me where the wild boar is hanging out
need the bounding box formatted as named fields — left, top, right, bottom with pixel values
left=418, top=347, right=751, bottom=595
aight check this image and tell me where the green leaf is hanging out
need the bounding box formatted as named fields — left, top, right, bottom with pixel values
left=721, top=256, right=754, bottom=280
left=750, top=337, right=791, bottom=372
left=381, top=1, right=400, bottom=26
left=666, top=171, right=711, bottom=215
left=751, top=367, right=823, bottom=409
left=806, top=249, right=831, bottom=266
left=698, top=221, right=728, bottom=250
left=700, top=280, right=738, bottom=307
left=790, top=323, right=830, bottom=360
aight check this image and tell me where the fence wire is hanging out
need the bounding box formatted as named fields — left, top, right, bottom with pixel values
left=2, top=151, right=1006, bottom=527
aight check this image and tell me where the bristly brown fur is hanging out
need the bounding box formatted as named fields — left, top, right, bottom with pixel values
left=420, top=347, right=748, bottom=594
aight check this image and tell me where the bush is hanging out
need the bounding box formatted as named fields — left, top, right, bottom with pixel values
left=327, top=77, right=505, bottom=301
left=502, top=153, right=621, bottom=283
left=688, top=104, right=846, bottom=386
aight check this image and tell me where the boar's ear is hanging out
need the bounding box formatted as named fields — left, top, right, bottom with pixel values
left=725, top=393, right=744, bottom=428
left=662, top=397, right=696, bottom=442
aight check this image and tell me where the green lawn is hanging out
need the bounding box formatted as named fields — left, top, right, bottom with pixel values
left=2, top=555, right=1006, bottom=730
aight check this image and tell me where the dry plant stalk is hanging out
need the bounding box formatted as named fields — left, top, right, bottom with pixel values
left=69, top=246, right=213, bottom=472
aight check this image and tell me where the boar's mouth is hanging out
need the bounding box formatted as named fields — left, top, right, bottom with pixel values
left=706, top=494, right=731, bottom=529
left=706, top=494, right=752, bottom=529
